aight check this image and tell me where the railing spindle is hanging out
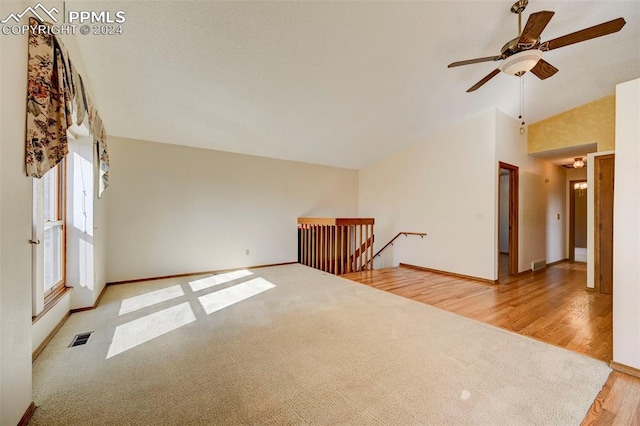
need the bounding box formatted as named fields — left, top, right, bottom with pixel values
left=358, top=225, right=362, bottom=272
left=338, top=226, right=344, bottom=274
left=330, top=226, right=335, bottom=274
left=302, top=225, right=306, bottom=265
left=369, top=224, right=374, bottom=270
left=324, top=225, right=328, bottom=272
left=312, top=225, right=316, bottom=269
left=314, top=225, right=317, bottom=269
left=318, top=225, right=321, bottom=269
left=323, top=225, right=327, bottom=272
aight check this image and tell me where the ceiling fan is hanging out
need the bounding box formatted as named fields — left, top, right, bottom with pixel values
left=448, top=0, right=626, bottom=92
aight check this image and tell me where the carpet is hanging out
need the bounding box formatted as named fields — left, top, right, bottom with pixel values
left=31, top=264, right=610, bottom=425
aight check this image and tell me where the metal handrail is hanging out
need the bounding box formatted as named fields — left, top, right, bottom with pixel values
left=366, top=232, right=427, bottom=266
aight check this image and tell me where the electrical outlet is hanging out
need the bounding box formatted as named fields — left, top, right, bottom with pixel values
left=245, top=249, right=250, bottom=255
left=557, top=213, right=560, bottom=220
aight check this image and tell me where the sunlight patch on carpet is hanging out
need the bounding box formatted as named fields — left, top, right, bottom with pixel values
left=107, top=302, right=196, bottom=359
left=118, top=285, right=185, bottom=316
left=198, top=277, right=275, bottom=315
left=188, top=269, right=253, bottom=292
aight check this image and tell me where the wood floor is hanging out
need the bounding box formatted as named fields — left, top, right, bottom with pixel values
left=583, top=371, right=640, bottom=425
left=343, top=262, right=640, bottom=425
left=343, top=262, right=611, bottom=361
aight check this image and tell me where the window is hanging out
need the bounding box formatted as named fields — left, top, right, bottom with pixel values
left=43, top=162, right=66, bottom=300
left=33, top=161, right=67, bottom=312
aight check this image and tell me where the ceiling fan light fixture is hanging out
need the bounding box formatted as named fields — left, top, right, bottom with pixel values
left=449, top=2, right=626, bottom=93
left=573, top=157, right=585, bottom=168
left=498, top=49, right=543, bottom=76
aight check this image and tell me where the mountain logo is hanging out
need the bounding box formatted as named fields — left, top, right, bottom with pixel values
left=1, top=3, right=59, bottom=24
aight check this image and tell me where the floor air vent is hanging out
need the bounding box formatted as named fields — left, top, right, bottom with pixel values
left=69, top=332, right=93, bottom=347
left=531, top=259, right=546, bottom=272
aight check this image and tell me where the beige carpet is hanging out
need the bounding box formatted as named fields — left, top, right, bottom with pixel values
left=32, top=264, right=610, bottom=425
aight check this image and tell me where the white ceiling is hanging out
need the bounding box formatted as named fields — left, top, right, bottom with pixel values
left=72, top=1, right=640, bottom=169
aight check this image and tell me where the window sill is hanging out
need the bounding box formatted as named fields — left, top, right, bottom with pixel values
left=32, top=286, right=72, bottom=324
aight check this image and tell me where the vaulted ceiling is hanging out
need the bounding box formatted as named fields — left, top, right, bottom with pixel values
left=72, top=1, right=640, bottom=169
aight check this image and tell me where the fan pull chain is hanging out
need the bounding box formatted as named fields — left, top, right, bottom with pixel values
left=519, top=75, right=525, bottom=126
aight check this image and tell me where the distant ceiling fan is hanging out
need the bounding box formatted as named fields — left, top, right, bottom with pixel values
left=448, top=0, right=626, bottom=92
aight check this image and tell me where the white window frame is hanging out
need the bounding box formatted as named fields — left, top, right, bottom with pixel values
left=32, top=160, right=66, bottom=316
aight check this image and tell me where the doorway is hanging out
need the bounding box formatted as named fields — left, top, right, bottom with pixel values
left=498, top=162, right=519, bottom=278
left=594, top=154, right=615, bottom=294
left=569, top=179, right=588, bottom=262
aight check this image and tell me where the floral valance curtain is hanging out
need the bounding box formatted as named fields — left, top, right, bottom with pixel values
left=26, top=18, right=109, bottom=197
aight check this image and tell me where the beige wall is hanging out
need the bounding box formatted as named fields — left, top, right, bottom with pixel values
left=495, top=111, right=566, bottom=274
left=0, top=1, right=33, bottom=423
left=106, top=137, right=359, bottom=282
left=613, top=78, right=640, bottom=370
left=358, top=109, right=565, bottom=281
left=528, top=96, right=615, bottom=154
left=359, top=110, right=498, bottom=280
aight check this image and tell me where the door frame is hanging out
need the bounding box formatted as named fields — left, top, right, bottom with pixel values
left=569, top=179, right=588, bottom=262
left=498, top=162, right=519, bottom=277
left=594, top=154, right=615, bottom=294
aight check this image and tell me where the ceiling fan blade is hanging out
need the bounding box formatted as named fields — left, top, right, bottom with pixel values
left=542, top=17, right=626, bottom=51
left=448, top=56, right=500, bottom=68
left=530, top=59, right=558, bottom=80
left=466, top=69, right=500, bottom=92
left=518, top=11, right=555, bottom=46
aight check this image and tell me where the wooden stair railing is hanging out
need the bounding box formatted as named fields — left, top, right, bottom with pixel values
left=349, top=236, right=375, bottom=271
left=298, top=218, right=374, bottom=275
left=365, top=232, right=427, bottom=267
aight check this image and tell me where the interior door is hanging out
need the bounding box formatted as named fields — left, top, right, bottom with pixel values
left=498, top=162, right=519, bottom=278
left=595, top=155, right=614, bottom=294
